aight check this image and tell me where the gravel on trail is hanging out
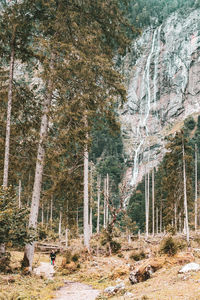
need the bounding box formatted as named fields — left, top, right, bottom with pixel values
left=54, top=281, right=100, bottom=300
left=33, top=262, right=99, bottom=300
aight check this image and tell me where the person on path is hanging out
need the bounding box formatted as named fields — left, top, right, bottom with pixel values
left=50, top=250, right=56, bottom=266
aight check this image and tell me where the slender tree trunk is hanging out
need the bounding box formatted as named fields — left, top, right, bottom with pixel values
left=160, top=201, right=162, bottom=233
left=83, top=131, right=90, bottom=248
left=59, top=210, right=62, bottom=239
left=195, top=144, right=198, bottom=232
left=174, top=202, right=177, bottom=232
left=50, top=196, right=53, bottom=230
left=89, top=163, right=93, bottom=236
left=23, top=63, right=53, bottom=268
left=18, top=180, right=22, bottom=209
left=152, top=168, right=155, bottom=236
left=97, top=175, right=101, bottom=234
left=103, top=177, right=106, bottom=228
left=27, top=172, right=31, bottom=207
left=3, top=34, right=15, bottom=188
left=179, top=212, right=181, bottom=233
left=41, top=202, right=44, bottom=226
left=145, top=172, right=149, bottom=237
left=156, top=207, right=158, bottom=234
left=182, top=140, right=189, bottom=243
left=106, top=173, right=109, bottom=227
left=1, top=29, right=16, bottom=255
left=77, top=206, right=79, bottom=235
left=65, top=228, right=68, bottom=249
left=46, top=204, right=49, bottom=224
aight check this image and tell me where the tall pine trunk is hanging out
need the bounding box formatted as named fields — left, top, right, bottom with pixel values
left=156, top=206, right=158, bottom=234
left=23, top=75, right=53, bottom=269
left=50, top=196, right=53, bottom=230
left=103, top=177, right=106, bottom=228
left=145, top=172, right=149, bottom=237
left=58, top=210, right=62, bottom=239
left=160, top=201, right=162, bottom=233
left=182, top=139, right=189, bottom=243
left=195, top=144, right=198, bottom=232
left=18, top=180, right=22, bottom=209
left=89, top=163, right=93, bottom=236
left=1, top=31, right=16, bottom=255
left=152, top=168, right=155, bottom=236
left=83, top=142, right=90, bottom=248
left=3, top=31, right=15, bottom=188
left=106, top=173, right=109, bottom=227
left=97, top=175, right=101, bottom=234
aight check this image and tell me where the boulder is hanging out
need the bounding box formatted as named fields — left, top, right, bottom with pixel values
left=104, top=282, right=125, bottom=295
left=179, top=262, right=200, bottom=274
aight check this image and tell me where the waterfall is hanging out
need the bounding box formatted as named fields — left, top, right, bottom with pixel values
left=130, top=26, right=161, bottom=186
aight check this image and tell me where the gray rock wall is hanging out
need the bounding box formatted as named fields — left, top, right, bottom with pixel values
left=120, top=8, right=200, bottom=190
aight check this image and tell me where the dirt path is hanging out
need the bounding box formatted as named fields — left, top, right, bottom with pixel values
left=33, top=262, right=55, bottom=279
left=33, top=262, right=100, bottom=300
left=54, top=281, right=100, bottom=300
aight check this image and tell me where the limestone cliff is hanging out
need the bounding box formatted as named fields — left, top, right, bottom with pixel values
left=120, top=8, right=200, bottom=191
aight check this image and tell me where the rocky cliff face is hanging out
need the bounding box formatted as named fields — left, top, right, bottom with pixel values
left=120, top=8, right=200, bottom=192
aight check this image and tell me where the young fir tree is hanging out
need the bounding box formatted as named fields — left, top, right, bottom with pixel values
left=21, top=0, right=134, bottom=265
left=0, top=0, right=34, bottom=188
left=162, top=132, right=193, bottom=234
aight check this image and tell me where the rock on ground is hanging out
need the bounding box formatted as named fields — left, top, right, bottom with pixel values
left=179, top=263, right=200, bottom=273
left=104, top=282, right=125, bottom=295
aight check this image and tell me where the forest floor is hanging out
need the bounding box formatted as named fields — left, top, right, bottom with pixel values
left=1, top=233, right=200, bottom=299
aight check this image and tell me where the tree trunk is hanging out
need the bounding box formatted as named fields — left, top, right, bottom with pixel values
left=83, top=141, right=90, bottom=248
left=182, top=140, right=189, bottom=243
left=27, top=172, right=31, bottom=207
left=77, top=206, right=79, bottom=235
left=179, top=212, right=181, bottom=233
left=160, top=201, right=162, bottom=233
left=65, top=228, right=68, bottom=249
left=106, top=173, right=109, bottom=227
left=59, top=210, right=62, bottom=239
left=50, top=196, right=53, bottom=230
left=145, top=172, right=149, bottom=237
left=41, top=202, right=44, bottom=226
left=174, top=202, right=177, bottom=232
left=97, top=175, right=101, bottom=234
left=156, top=207, right=158, bottom=235
left=18, top=180, right=22, bottom=209
left=46, top=204, right=49, bottom=224
left=103, top=177, right=106, bottom=228
left=23, top=69, right=53, bottom=269
left=195, top=144, right=198, bottom=232
left=89, top=163, right=93, bottom=236
left=3, top=34, right=15, bottom=188
left=152, top=168, right=155, bottom=236
left=0, top=244, right=5, bottom=255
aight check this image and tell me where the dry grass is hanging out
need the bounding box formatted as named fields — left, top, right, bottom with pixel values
left=2, top=234, right=200, bottom=299
left=0, top=250, right=64, bottom=300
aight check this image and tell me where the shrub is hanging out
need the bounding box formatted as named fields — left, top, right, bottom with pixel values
left=71, top=253, right=80, bottom=262
left=37, top=224, right=48, bottom=240
left=117, top=252, right=124, bottom=258
left=100, top=226, right=121, bottom=255
left=0, top=252, right=11, bottom=273
left=64, top=250, right=72, bottom=264
left=110, top=240, right=121, bottom=253
left=175, top=238, right=187, bottom=250
left=166, top=224, right=176, bottom=235
left=130, top=250, right=146, bottom=261
left=184, top=116, right=196, bottom=131
left=160, top=236, right=178, bottom=256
